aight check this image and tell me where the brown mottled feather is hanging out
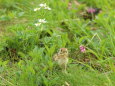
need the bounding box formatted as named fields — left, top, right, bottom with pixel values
left=53, top=48, right=68, bottom=73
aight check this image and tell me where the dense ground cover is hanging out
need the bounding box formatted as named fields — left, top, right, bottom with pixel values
left=0, top=0, right=115, bottom=86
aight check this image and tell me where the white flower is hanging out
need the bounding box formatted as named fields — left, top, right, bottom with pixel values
left=48, top=7, right=51, bottom=10
left=35, top=23, right=41, bottom=26
left=34, top=3, right=51, bottom=11
left=38, top=19, right=47, bottom=23
left=44, top=6, right=51, bottom=10
left=35, top=19, right=47, bottom=26
left=39, top=3, right=47, bottom=7
left=34, top=8, right=41, bottom=11
left=34, top=8, right=37, bottom=11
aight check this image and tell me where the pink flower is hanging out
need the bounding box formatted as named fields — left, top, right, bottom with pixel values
left=80, top=45, right=86, bottom=53
left=87, top=8, right=96, bottom=14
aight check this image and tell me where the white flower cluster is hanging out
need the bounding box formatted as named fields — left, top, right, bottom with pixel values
left=35, top=19, right=47, bottom=26
left=34, top=3, right=51, bottom=11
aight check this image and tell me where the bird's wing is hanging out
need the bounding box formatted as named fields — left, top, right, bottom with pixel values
left=53, top=54, right=58, bottom=61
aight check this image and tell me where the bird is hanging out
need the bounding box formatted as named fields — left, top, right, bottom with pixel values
left=53, top=48, right=68, bottom=73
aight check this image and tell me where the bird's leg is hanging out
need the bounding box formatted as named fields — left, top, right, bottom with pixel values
left=62, top=63, right=67, bottom=73
left=64, top=64, right=67, bottom=73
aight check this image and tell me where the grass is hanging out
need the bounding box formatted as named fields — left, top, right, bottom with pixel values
left=0, top=0, right=115, bottom=86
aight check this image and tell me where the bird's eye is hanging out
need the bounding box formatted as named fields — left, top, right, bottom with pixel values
left=60, top=49, right=62, bottom=52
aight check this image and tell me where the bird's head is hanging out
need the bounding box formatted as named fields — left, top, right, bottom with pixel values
left=59, top=48, right=68, bottom=55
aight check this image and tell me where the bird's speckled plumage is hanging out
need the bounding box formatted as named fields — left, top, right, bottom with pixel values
left=53, top=48, right=68, bottom=73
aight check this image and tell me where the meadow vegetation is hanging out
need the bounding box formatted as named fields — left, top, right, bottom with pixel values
left=0, top=0, right=115, bottom=86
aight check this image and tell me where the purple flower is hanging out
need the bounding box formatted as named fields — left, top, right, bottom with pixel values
left=87, top=8, right=96, bottom=14
left=80, top=45, right=86, bottom=53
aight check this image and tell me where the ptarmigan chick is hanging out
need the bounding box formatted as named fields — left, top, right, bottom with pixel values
left=53, top=48, right=68, bottom=73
